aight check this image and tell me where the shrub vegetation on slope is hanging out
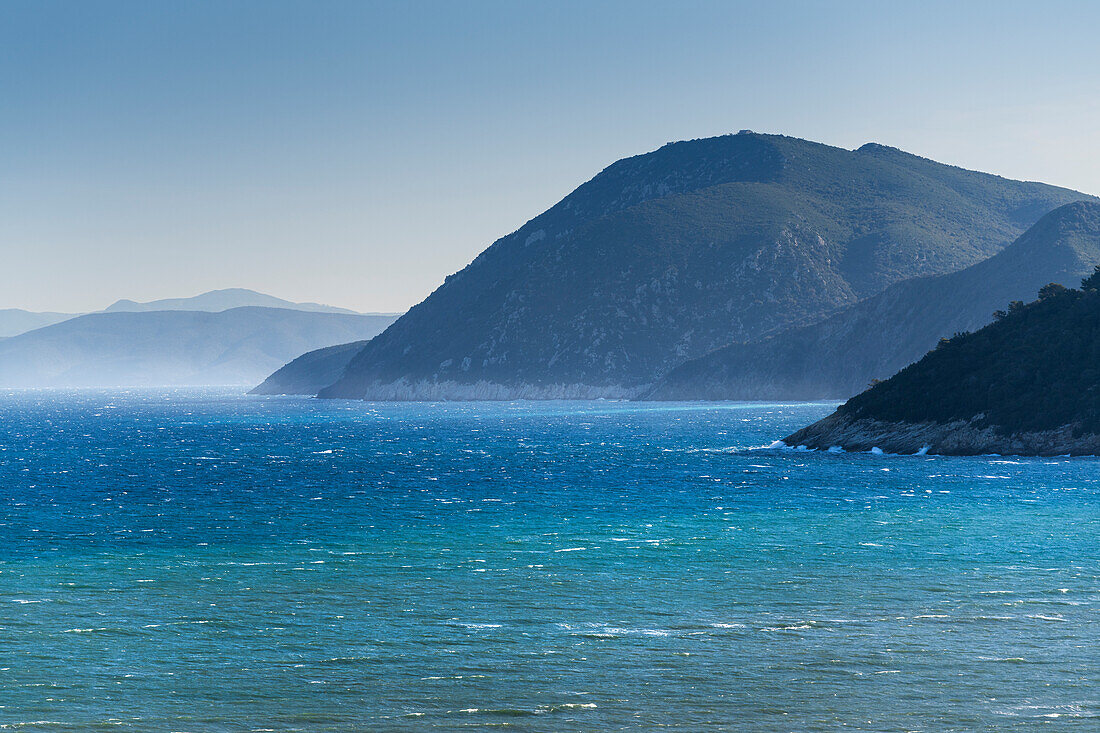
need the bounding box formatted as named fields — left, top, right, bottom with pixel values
left=840, top=267, right=1100, bottom=435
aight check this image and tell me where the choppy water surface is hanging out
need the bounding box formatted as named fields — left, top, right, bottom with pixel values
left=1, top=390, right=1098, bottom=731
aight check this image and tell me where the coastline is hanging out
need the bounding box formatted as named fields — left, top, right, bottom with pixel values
left=317, top=378, right=648, bottom=401
left=784, top=412, right=1100, bottom=457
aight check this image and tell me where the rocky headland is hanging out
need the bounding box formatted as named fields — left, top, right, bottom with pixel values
left=785, top=269, right=1100, bottom=456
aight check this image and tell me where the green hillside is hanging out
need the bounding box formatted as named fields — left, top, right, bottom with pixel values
left=305, top=132, right=1087, bottom=400
left=841, top=271, right=1100, bottom=435
left=785, top=265, right=1100, bottom=455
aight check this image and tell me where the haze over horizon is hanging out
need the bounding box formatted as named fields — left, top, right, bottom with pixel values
left=3, top=0, right=1099, bottom=313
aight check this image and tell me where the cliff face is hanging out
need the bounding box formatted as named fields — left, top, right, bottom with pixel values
left=315, top=133, right=1087, bottom=400
left=785, top=271, right=1100, bottom=456
left=650, top=201, right=1100, bottom=400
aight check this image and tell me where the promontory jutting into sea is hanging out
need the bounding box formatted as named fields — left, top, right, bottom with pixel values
left=254, top=133, right=1100, bottom=444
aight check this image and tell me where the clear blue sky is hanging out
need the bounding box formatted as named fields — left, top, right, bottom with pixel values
left=2, top=0, right=1099, bottom=312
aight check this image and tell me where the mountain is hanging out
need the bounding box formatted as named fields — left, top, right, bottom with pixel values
left=104, top=288, right=362, bottom=315
left=649, top=201, right=1100, bottom=400
left=251, top=340, right=370, bottom=395
left=0, top=308, right=399, bottom=388
left=0, top=309, right=78, bottom=338
left=311, top=132, right=1089, bottom=401
left=785, top=270, right=1100, bottom=456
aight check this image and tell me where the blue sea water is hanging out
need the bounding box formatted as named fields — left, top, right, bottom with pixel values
left=1, top=389, right=1098, bottom=731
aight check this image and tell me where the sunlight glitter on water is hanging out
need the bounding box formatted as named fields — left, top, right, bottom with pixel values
left=0, top=390, right=1097, bottom=731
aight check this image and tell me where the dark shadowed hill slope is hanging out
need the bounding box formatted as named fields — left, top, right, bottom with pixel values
left=650, top=201, right=1100, bottom=400
left=316, top=132, right=1088, bottom=400
left=784, top=269, right=1100, bottom=455
left=0, top=308, right=397, bottom=388
left=251, top=340, right=370, bottom=395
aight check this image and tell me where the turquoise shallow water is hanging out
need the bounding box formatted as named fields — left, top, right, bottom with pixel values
left=1, top=390, right=1098, bottom=731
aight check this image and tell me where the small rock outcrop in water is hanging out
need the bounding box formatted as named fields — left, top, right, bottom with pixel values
left=312, top=133, right=1088, bottom=401
left=785, top=270, right=1100, bottom=456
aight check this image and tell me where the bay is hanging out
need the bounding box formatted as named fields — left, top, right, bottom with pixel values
left=1, top=390, right=1097, bottom=730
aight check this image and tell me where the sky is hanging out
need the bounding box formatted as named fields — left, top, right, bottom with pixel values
left=2, top=0, right=1099, bottom=313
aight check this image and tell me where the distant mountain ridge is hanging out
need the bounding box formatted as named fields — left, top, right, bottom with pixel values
left=1, top=289, right=383, bottom=340
left=0, top=309, right=78, bottom=338
left=0, top=308, right=399, bottom=388
left=305, top=132, right=1090, bottom=400
left=104, top=288, right=365, bottom=315
left=650, top=201, right=1100, bottom=400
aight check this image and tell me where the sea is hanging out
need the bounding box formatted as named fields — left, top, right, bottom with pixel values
left=1, top=389, right=1097, bottom=731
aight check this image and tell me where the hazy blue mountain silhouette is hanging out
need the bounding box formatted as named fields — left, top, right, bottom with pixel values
left=0, top=309, right=78, bottom=338
left=104, top=288, right=365, bottom=315
left=0, top=308, right=399, bottom=387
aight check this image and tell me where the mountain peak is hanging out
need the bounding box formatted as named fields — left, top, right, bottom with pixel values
left=306, top=133, right=1091, bottom=401
left=1038, top=199, right=1100, bottom=226
left=1007, top=200, right=1100, bottom=256
left=103, top=289, right=360, bottom=315
left=855, top=142, right=899, bottom=154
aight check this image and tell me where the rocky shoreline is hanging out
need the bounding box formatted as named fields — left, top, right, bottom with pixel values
left=318, top=378, right=645, bottom=401
left=784, top=412, right=1100, bottom=457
